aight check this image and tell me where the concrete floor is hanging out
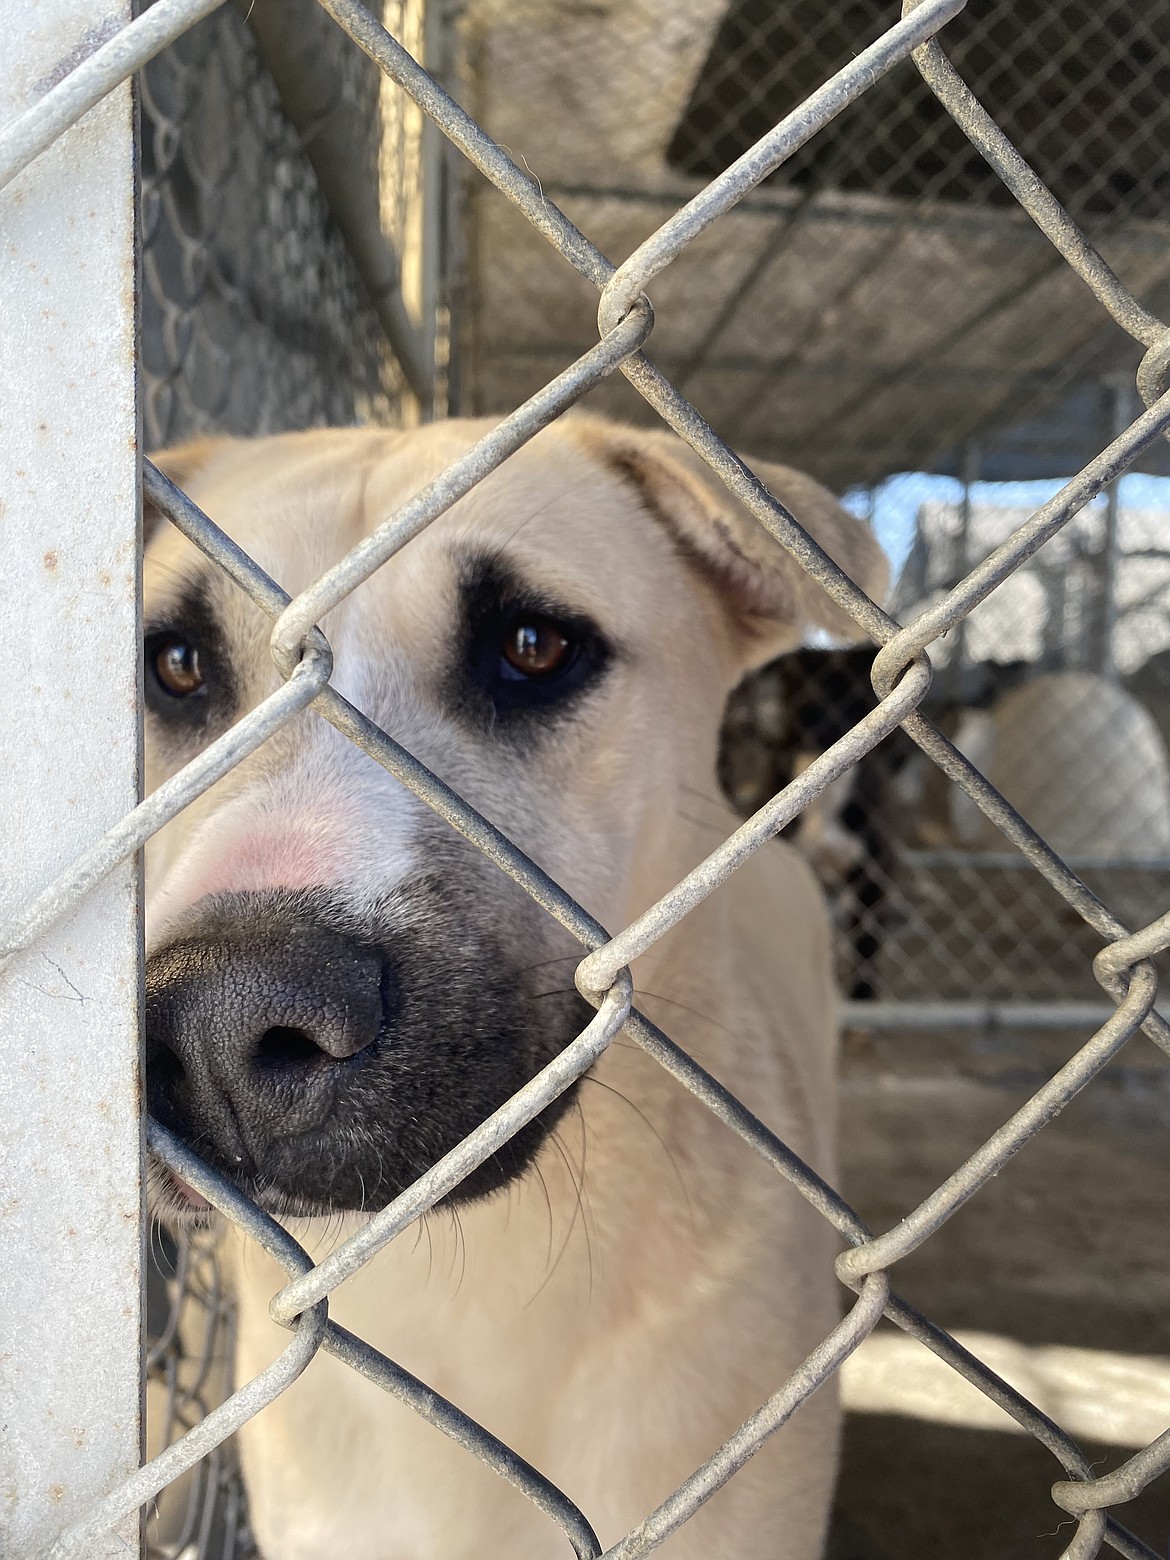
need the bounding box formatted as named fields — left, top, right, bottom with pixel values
left=827, top=1023, right=1170, bottom=1560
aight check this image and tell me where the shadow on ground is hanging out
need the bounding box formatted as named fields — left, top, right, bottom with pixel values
left=827, top=1023, right=1170, bottom=1559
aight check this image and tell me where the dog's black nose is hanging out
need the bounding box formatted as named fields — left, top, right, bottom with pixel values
left=146, top=892, right=389, bottom=1164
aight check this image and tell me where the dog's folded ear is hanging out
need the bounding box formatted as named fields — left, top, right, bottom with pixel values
left=572, top=419, right=888, bottom=670
left=143, top=438, right=230, bottom=543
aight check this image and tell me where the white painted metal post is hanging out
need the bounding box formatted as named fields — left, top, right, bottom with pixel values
left=0, top=7, right=142, bottom=1558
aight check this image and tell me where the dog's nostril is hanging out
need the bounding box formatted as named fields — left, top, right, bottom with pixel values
left=254, top=1025, right=335, bottom=1071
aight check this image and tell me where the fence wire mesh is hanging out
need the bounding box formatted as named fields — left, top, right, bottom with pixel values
left=460, top=0, right=1170, bottom=1033
left=145, top=1230, right=257, bottom=1560
left=461, top=0, right=1170, bottom=492
left=5, top=0, right=1170, bottom=1557
left=717, top=448, right=1170, bottom=1015
left=139, top=1, right=402, bottom=446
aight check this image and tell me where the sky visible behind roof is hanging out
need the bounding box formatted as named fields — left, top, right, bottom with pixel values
left=844, top=472, right=1170, bottom=586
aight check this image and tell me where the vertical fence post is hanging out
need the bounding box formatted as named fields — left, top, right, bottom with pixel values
left=0, top=6, right=142, bottom=1557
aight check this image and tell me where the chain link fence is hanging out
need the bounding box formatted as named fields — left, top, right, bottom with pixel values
left=720, top=471, right=1170, bottom=1013
left=4, top=1, right=1170, bottom=1558
left=137, top=8, right=442, bottom=1549
left=459, top=0, right=1170, bottom=1029
left=146, top=1230, right=256, bottom=1560
left=139, top=3, right=395, bottom=446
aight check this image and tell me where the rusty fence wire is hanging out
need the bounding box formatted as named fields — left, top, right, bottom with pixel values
left=5, top=0, right=1170, bottom=1557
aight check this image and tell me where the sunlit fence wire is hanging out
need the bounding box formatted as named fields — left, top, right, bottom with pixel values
left=4, top=1, right=1170, bottom=1557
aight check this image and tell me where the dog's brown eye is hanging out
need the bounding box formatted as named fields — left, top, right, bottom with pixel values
left=153, top=636, right=205, bottom=698
left=501, top=619, right=572, bottom=679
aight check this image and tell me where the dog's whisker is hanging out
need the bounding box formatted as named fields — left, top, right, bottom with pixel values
left=575, top=1104, right=595, bottom=1307
left=634, top=987, right=736, bottom=1042
left=483, top=505, right=557, bottom=560
left=143, top=553, right=200, bottom=590
left=577, top=1074, right=693, bottom=1227
left=421, top=1209, right=435, bottom=1288
left=526, top=1121, right=593, bottom=1308
left=678, top=780, right=731, bottom=810
left=674, top=808, right=728, bottom=835
left=453, top=1203, right=469, bottom=1297
left=529, top=1157, right=556, bottom=1275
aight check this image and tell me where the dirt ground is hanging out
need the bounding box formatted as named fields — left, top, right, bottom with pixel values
left=826, top=1022, right=1170, bottom=1560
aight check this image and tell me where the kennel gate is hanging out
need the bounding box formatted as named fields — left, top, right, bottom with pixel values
left=5, top=1, right=1170, bottom=1557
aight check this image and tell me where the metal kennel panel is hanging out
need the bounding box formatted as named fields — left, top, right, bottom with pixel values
left=5, top=3, right=1170, bottom=1560
left=138, top=0, right=406, bottom=447
left=460, top=0, right=1170, bottom=490
left=0, top=3, right=142, bottom=1556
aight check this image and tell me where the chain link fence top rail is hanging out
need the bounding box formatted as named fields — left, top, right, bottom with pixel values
left=5, top=1, right=1170, bottom=1558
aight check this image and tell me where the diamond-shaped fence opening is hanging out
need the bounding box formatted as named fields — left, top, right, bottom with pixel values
left=5, top=1, right=1170, bottom=1559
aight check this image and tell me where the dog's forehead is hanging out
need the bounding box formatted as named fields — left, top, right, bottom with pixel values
left=145, top=428, right=385, bottom=601
left=145, top=422, right=688, bottom=631
left=371, top=427, right=684, bottom=620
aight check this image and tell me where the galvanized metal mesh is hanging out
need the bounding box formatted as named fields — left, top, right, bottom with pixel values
left=669, top=0, right=1170, bottom=219
left=139, top=2, right=401, bottom=446
left=721, top=460, right=1170, bottom=1012
left=6, top=2, right=1170, bottom=1559
left=461, top=0, right=1170, bottom=492
left=461, top=0, right=1170, bottom=1034
left=145, top=1231, right=257, bottom=1560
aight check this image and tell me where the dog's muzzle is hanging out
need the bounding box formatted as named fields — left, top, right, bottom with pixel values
left=145, top=885, right=587, bottom=1216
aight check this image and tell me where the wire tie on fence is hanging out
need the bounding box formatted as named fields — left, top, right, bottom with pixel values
left=870, top=641, right=933, bottom=701
left=1052, top=1423, right=1170, bottom=1522
left=595, top=287, right=655, bottom=341
left=1136, top=328, right=1170, bottom=412
left=574, top=951, right=625, bottom=1009
left=270, top=619, right=334, bottom=683
left=1093, top=911, right=1170, bottom=1013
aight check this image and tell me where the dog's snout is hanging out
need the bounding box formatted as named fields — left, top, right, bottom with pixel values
left=146, top=879, right=588, bottom=1216
left=146, top=893, right=389, bottom=1165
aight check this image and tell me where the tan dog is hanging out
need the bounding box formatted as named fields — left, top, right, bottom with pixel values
left=142, top=416, right=885, bottom=1559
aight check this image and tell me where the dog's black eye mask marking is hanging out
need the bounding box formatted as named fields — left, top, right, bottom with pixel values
left=451, top=550, right=614, bottom=732
left=144, top=551, right=611, bottom=1221
left=144, top=552, right=614, bottom=740
left=143, top=573, right=237, bottom=739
